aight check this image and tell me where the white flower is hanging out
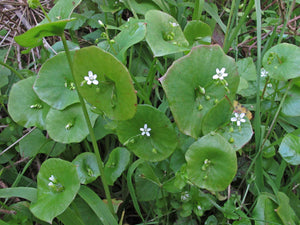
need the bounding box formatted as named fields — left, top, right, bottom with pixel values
left=267, top=83, right=272, bottom=88
left=140, top=124, right=151, bottom=136
left=197, top=205, right=202, bottom=211
left=212, top=68, right=228, bottom=80
left=231, top=112, right=246, bottom=126
left=261, top=68, right=268, bottom=77
left=49, top=175, right=56, bottom=183
left=98, top=20, right=104, bottom=27
left=169, top=22, right=179, bottom=27
left=84, top=71, right=99, bottom=85
left=181, top=192, right=190, bottom=201
left=48, top=182, right=55, bottom=187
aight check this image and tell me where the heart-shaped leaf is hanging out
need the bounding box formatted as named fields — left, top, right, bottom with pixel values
left=73, top=46, right=137, bottom=120
left=117, top=105, right=177, bottom=162
left=14, top=20, right=72, bottom=50
left=145, top=10, right=189, bottom=57
left=185, top=133, right=237, bottom=191
left=30, top=158, right=80, bottom=224
left=45, top=103, right=98, bottom=144
left=104, top=147, right=131, bottom=185
left=262, top=43, right=300, bottom=81
left=34, top=51, right=79, bottom=110
left=160, top=45, right=239, bottom=138
left=72, top=152, right=100, bottom=184
left=8, top=76, right=50, bottom=129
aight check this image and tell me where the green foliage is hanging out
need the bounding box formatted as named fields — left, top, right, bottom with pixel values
left=1, top=0, right=300, bottom=224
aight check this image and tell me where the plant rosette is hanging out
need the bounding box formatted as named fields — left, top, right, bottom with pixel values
left=117, top=105, right=177, bottom=162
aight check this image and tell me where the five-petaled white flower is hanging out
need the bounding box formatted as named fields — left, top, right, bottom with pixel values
left=261, top=68, right=268, bottom=77
left=84, top=71, right=99, bottom=85
left=231, top=112, right=246, bottom=126
left=140, top=124, right=151, bottom=136
left=212, top=68, right=228, bottom=80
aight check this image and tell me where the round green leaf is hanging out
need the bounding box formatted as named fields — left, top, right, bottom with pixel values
left=145, top=10, right=189, bottom=57
left=201, top=98, right=232, bottom=134
left=45, top=103, right=98, bottom=144
left=117, top=105, right=177, bottom=162
left=72, top=152, right=100, bottom=184
left=279, top=133, right=300, bottom=165
left=8, top=76, right=50, bottom=129
left=185, top=133, right=237, bottom=192
left=281, top=86, right=300, bottom=117
left=219, top=116, right=253, bottom=151
left=30, top=158, right=80, bottom=224
left=34, top=51, right=79, bottom=110
left=160, top=45, right=239, bottom=138
left=183, top=20, right=212, bottom=46
left=104, top=147, right=131, bottom=185
left=14, top=20, right=72, bottom=49
left=73, top=46, right=137, bottom=120
left=262, top=43, right=300, bottom=81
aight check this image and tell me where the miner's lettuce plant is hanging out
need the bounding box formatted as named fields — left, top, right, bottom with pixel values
left=0, top=0, right=300, bottom=224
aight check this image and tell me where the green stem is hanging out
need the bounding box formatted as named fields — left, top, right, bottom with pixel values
left=0, top=60, right=24, bottom=80
left=38, top=1, right=51, bottom=23
left=254, top=0, right=263, bottom=191
left=61, top=33, right=115, bottom=215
